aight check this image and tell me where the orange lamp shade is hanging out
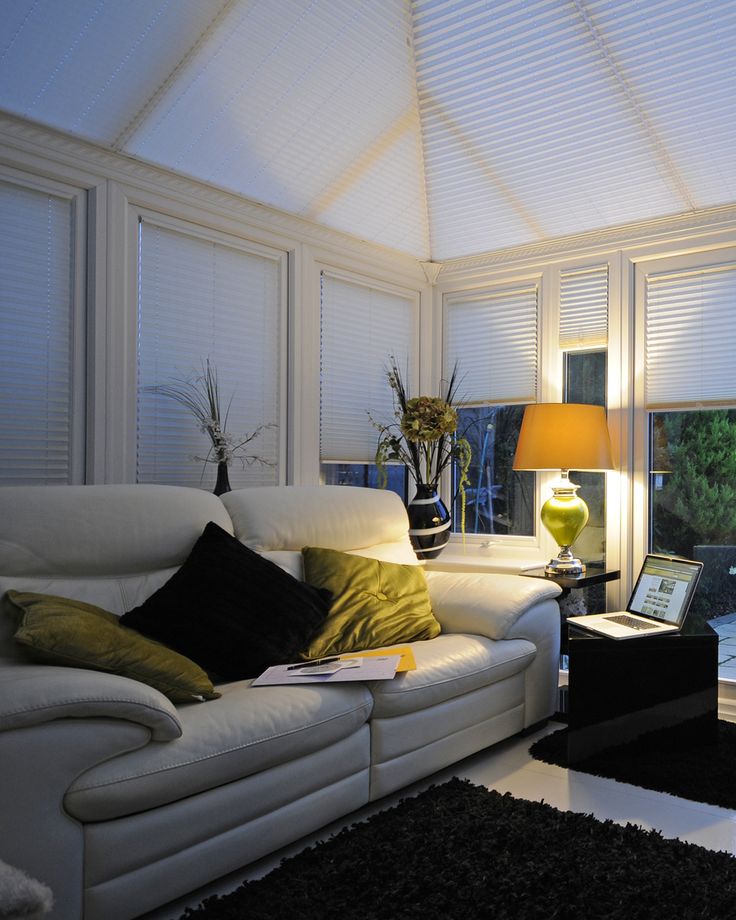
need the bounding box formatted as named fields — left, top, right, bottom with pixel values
left=513, top=403, right=614, bottom=472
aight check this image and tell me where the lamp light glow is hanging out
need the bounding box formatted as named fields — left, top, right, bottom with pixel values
left=513, top=403, right=614, bottom=575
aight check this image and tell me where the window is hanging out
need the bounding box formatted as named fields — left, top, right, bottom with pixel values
left=560, top=264, right=609, bottom=566
left=136, top=217, right=283, bottom=489
left=321, top=462, right=407, bottom=498
left=564, top=350, right=607, bottom=564
left=643, top=254, right=736, bottom=626
left=0, top=176, right=81, bottom=484
left=453, top=404, right=533, bottom=536
left=444, top=283, right=538, bottom=536
left=319, top=271, right=417, bottom=498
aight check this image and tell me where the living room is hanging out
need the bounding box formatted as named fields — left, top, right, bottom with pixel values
left=2, top=0, right=736, bottom=917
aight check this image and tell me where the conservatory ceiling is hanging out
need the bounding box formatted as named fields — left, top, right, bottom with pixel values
left=1, top=0, right=734, bottom=262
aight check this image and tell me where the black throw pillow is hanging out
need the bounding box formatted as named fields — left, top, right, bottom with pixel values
left=120, top=522, right=331, bottom=681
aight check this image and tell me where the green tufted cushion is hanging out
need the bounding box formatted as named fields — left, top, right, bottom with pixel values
left=300, top=547, right=440, bottom=659
left=7, top=591, right=220, bottom=703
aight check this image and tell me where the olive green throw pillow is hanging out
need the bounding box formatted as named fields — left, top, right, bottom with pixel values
left=300, top=548, right=440, bottom=659
left=7, top=591, right=220, bottom=703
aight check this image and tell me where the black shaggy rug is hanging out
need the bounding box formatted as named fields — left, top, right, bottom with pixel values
left=530, top=718, right=736, bottom=811
left=179, top=777, right=736, bottom=920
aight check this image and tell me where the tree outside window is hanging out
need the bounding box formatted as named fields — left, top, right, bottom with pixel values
left=650, top=409, right=736, bottom=621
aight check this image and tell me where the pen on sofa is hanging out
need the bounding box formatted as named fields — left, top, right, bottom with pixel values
left=286, top=657, right=341, bottom=670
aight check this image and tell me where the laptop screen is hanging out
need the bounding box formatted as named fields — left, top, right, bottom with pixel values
left=627, top=554, right=703, bottom=626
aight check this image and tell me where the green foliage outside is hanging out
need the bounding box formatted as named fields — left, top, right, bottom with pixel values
left=651, top=409, right=736, bottom=620
left=652, top=410, right=736, bottom=552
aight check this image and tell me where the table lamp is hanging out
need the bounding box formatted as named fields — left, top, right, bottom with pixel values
left=513, top=403, right=614, bottom=575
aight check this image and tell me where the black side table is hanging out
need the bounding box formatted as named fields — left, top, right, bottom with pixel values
left=521, top=566, right=621, bottom=655
left=566, top=620, right=719, bottom=763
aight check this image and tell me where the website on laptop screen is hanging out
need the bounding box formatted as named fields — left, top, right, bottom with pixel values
left=629, top=557, right=699, bottom=625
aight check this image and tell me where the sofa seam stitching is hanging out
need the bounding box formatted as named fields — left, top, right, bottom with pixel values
left=374, top=646, right=536, bottom=698
left=1, top=697, right=180, bottom=730
left=66, top=700, right=374, bottom=794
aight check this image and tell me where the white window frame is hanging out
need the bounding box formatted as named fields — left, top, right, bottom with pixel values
left=632, top=245, right=736, bottom=568
left=114, top=199, right=289, bottom=485
left=0, top=164, right=87, bottom=484
left=440, top=272, right=543, bottom=551
left=318, top=265, right=421, bottom=471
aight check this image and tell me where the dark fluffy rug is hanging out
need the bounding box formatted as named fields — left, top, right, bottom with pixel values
left=530, top=718, right=736, bottom=810
left=180, top=777, right=736, bottom=920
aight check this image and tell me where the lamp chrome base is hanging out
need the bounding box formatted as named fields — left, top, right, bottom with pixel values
left=545, top=546, right=586, bottom=576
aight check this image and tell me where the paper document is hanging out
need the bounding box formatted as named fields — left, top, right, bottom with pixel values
left=252, top=654, right=401, bottom=687
left=348, top=645, right=416, bottom=672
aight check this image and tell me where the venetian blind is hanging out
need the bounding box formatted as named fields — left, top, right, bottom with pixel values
left=444, top=285, right=538, bottom=404
left=0, top=180, right=75, bottom=484
left=645, top=262, right=736, bottom=408
left=320, top=272, right=417, bottom=462
left=559, top=266, right=608, bottom=349
left=136, top=218, right=282, bottom=488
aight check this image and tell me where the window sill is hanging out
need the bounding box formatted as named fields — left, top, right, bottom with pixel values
left=424, top=545, right=546, bottom=574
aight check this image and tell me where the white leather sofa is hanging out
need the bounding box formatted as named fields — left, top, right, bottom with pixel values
left=0, top=484, right=561, bottom=920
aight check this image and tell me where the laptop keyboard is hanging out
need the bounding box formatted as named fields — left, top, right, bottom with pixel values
left=607, top=614, right=653, bottom=631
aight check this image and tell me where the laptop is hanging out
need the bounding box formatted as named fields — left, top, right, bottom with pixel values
left=567, top=554, right=703, bottom=640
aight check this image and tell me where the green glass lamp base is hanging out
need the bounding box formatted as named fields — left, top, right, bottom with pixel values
left=540, top=474, right=589, bottom=576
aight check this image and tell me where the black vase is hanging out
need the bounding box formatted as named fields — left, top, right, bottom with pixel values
left=214, top=461, right=232, bottom=496
left=407, top=484, right=451, bottom=560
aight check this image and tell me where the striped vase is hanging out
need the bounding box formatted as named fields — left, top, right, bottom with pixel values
left=407, top=484, right=451, bottom=560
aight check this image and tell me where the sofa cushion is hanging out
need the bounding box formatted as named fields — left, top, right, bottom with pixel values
left=7, top=591, right=219, bottom=703
left=367, top=632, right=537, bottom=719
left=222, top=485, right=419, bottom=564
left=64, top=681, right=373, bottom=821
left=121, top=522, right=331, bottom=680
left=300, top=547, right=440, bottom=659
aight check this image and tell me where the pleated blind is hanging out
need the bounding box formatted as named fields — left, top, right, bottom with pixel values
left=559, top=266, right=608, bottom=349
left=645, top=263, right=736, bottom=408
left=320, top=272, right=417, bottom=462
left=0, top=180, right=75, bottom=484
left=412, top=0, right=736, bottom=260
left=444, top=285, right=538, bottom=405
left=137, top=218, right=281, bottom=487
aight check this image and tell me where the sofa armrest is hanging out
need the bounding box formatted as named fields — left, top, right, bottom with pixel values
left=0, top=659, right=182, bottom=741
left=424, top=570, right=561, bottom=640
left=426, top=571, right=562, bottom=727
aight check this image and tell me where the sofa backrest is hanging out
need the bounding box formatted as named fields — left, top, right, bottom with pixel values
left=221, top=485, right=418, bottom=579
left=0, top=485, right=232, bottom=657
left=0, top=483, right=417, bottom=658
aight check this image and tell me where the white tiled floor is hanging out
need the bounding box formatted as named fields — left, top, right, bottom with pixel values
left=712, top=613, right=736, bottom=681
left=141, top=719, right=736, bottom=919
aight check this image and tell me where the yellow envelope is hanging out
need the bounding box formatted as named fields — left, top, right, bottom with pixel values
left=342, top=645, right=416, bottom=672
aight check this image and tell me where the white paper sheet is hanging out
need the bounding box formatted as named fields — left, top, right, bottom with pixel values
left=251, top=654, right=401, bottom=686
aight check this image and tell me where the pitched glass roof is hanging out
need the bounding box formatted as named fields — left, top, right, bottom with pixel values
left=1, top=0, right=733, bottom=260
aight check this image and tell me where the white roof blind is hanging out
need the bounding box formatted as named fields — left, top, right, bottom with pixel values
left=0, top=179, right=75, bottom=484
left=137, top=218, right=282, bottom=488
left=444, top=285, right=538, bottom=405
left=559, top=266, right=608, bottom=349
left=320, top=272, right=417, bottom=462
left=645, top=262, right=736, bottom=408
left=412, top=0, right=736, bottom=260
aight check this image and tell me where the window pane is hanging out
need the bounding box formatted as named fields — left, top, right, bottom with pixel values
left=321, top=463, right=406, bottom=501
left=453, top=405, right=534, bottom=536
left=0, top=180, right=76, bottom=484
left=650, top=409, right=736, bottom=622
left=320, top=273, right=416, bottom=462
left=646, top=263, right=736, bottom=407
left=136, top=219, right=281, bottom=489
left=565, top=351, right=606, bottom=405
left=444, top=285, right=538, bottom=405
left=565, top=350, right=607, bottom=565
